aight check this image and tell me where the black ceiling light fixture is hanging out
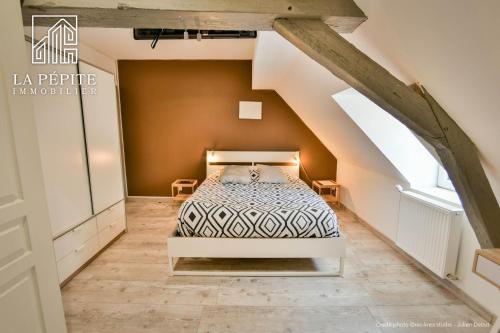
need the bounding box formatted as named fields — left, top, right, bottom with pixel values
left=150, top=28, right=164, bottom=49
left=135, top=29, right=257, bottom=45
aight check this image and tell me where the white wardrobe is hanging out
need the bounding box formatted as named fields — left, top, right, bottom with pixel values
left=79, top=62, right=125, bottom=214
left=30, top=46, right=126, bottom=283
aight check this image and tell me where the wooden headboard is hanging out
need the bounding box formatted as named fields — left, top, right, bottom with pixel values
left=206, top=150, right=300, bottom=178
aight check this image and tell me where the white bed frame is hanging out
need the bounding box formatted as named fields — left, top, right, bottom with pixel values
left=167, top=150, right=346, bottom=277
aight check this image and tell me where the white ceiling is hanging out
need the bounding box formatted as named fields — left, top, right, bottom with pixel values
left=79, top=28, right=255, bottom=60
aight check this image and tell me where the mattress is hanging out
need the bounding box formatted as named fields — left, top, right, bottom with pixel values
left=177, top=173, right=339, bottom=238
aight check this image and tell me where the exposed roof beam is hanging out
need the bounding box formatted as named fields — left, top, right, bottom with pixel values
left=22, top=0, right=367, bottom=33
left=274, top=18, right=500, bottom=248
left=417, top=85, right=500, bottom=249
left=275, top=18, right=444, bottom=144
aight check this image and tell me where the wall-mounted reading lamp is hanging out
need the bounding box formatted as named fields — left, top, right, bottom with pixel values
left=295, top=153, right=312, bottom=184
left=207, top=151, right=216, bottom=163
left=294, top=152, right=300, bottom=166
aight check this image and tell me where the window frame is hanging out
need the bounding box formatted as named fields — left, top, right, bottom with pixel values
left=437, top=165, right=454, bottom=191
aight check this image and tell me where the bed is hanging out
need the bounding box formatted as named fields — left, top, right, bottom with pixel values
left=167, top=151, right=346, bottom=276
left=177, top=173, right=339, bottom=238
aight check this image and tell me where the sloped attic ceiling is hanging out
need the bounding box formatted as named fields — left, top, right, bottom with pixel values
left=252, top=31, right=407, bottom=183
left=348, top=0, right=500, bottom=201
left=253, top=0, right=500, bottom=200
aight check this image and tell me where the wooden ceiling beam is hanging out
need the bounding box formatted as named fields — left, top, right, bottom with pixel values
left=274, top=18, right=500, bottom=248
left=274, top=18, right=444, bottom=144
left=21, top=0, right=367, bottom=33
left=416, top=85, right=500, bottom=249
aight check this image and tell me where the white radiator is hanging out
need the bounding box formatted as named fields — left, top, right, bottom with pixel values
left=396, top=190, right=463, bottom=278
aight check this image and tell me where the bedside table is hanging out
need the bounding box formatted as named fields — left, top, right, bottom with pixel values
left=171, top=179, right=198, bottom=203
left=312, top=180, right=340, bottom=204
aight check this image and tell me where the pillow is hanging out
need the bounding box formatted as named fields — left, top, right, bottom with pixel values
left=249, top=166, right=260, bottom=182
left=220, top=165, right=252, bottom=184
left=257, top=164, right=288, bottom=183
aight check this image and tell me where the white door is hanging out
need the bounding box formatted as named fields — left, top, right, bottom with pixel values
left=0, top=1, right=67, bottom=332
left=79, top=62, right=125, bottom=213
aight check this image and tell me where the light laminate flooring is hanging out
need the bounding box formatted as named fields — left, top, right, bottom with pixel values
left=61, top=200, right=491, bottom=333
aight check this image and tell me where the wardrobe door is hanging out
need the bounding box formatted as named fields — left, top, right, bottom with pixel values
left=28, top=44, right=93, bottom=236
left=78, top=62, right=124, bottom=213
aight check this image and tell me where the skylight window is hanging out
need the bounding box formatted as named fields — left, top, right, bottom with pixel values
left=332, top=88, right=449, bottom=191
left=437, top=165, right=454, bottom=191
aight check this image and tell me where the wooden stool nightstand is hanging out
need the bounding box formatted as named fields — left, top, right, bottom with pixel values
left=312, top=180, right=340, bottom=204
left=171, top=179, right=198, bottom=203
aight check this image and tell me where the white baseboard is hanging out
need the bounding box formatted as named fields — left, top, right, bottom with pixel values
left=127, top=196, right=172, bottom=202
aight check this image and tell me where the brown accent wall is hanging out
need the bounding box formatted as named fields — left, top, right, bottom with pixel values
left=118, top=60, right=337, bottom=196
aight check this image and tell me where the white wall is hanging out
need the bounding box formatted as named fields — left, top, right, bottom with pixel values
left=252, top=2, right=500, bottom=327
left=337, top=160, right=402, bottom=240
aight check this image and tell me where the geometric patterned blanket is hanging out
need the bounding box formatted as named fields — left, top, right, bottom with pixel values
left=177, top=173, right=339, bottom=238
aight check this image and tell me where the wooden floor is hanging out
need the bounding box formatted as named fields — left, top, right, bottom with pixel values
left=62, top=200, right=491, bottom=332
